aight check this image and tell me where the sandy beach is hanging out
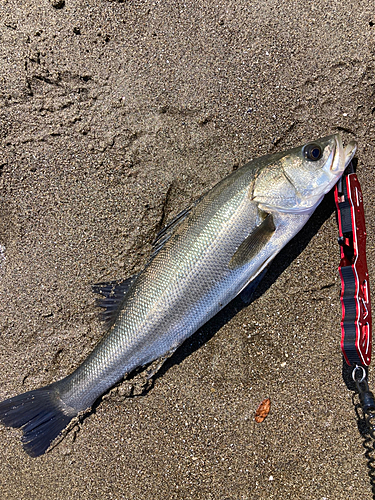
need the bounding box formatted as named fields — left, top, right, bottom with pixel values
left=1, top=0, right=375, bottom=498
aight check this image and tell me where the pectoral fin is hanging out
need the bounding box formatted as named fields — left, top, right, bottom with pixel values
left=229, top=213, right=275, bottom=270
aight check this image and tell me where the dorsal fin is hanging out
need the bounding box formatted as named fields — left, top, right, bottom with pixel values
left=150, top=198, right=201, bottom=258
left=92, top=198, right=201, bottom=324
left=92, top=275, right=139, bottom=327
left=92, top=199, right=198, bottom=325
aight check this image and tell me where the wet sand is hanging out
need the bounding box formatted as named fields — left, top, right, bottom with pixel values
left=1, top=0, right=375, bottom=498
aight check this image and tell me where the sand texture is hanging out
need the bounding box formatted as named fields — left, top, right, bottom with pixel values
left=1, top=0, right=375, bottom=498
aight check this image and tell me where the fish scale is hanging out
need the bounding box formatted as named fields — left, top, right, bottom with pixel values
left=0, top=133, right=356, bottom=456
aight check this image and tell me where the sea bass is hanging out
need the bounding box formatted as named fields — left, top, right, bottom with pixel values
left=0, top=134, right=356, bottom=457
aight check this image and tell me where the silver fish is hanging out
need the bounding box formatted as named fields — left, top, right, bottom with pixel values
left=0, top=134, right=356, bottom=456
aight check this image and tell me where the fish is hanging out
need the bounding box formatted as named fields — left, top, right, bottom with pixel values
left=0, top=133, right=356, bottom=457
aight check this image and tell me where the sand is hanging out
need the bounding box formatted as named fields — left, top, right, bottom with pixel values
left=1, top=0, right=375, bottom=498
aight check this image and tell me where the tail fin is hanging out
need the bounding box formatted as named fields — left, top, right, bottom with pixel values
left=0, top=386, right=76, bottom=457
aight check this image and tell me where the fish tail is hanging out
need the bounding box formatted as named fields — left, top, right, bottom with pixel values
left=0, top=384, right=77, bottom=457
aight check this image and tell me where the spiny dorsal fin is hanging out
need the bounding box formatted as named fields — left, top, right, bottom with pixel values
left=92, top=275, right=139, bottom=326
left=151, top=198, right=202, bottom=258
left=229, top=213, right=275, bottom=270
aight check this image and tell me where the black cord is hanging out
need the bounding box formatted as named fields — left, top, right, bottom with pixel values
left=352, top=367, right=375, bottom=498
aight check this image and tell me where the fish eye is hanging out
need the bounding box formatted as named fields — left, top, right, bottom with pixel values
left=303, top=143, right=322, bottom=161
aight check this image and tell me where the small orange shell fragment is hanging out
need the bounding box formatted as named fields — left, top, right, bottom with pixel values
left=254, top=398, right=271, bottom=423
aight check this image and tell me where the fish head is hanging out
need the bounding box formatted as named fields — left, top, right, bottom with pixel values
left=253, top=134, right=357, bottom=214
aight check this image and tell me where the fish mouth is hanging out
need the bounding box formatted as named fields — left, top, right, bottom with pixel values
left=322, top=134, right=357, bottom=197
left=343, top=139, right=357, bottom=167
left=330, top=133, right=357, bottom=174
